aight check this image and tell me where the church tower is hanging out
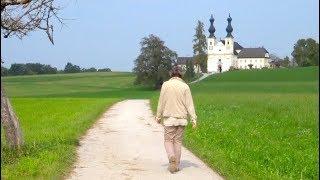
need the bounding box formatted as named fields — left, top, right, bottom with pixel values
left=224, top=13, right=234, bottom=54
left=207, top=14, right=216, bottom=55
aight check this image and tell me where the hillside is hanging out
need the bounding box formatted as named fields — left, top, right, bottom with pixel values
left=1, top=67, right=319, bottom=179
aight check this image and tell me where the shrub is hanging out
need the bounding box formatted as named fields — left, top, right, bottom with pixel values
left=229, top=66, right=239, bottom=71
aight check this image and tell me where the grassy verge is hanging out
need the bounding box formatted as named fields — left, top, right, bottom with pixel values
left=1, top=72, right=156, bottom=179
left=150, top=67, right=319, bottom=179
left=1, top=98, right=118, bottom=179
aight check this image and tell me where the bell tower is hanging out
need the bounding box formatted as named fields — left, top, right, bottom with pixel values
left=207, top=14, right=216, bottom=55
left=224, top=13, right=234, bottom=54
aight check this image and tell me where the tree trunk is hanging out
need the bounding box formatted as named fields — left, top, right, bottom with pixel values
left=1, top=85, right=23, bottom=149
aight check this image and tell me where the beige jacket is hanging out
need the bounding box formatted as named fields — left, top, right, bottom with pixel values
left=156, top=77, right=197, bottom=126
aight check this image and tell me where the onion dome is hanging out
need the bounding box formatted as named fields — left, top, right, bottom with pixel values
left=226, top=13, right=233, bottom=38
left=208, top=14, right=216, bottom=38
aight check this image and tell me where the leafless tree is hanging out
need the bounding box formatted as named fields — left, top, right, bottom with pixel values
left=1, top=0, right=63, bottom=149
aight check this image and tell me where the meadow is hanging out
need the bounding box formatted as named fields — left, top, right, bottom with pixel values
left=151, top=67, right=319, bottom=179
left=1, top=67, right=319, bottom=179
left=1, top=72, right=156, bottom=179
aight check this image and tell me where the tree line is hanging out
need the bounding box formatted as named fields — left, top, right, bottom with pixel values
left=1, top=62, right=111, bottom=76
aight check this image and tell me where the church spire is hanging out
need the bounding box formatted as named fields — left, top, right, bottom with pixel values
left=226, top=13, right=233, bottom=38
left=208, top=14, right=215, bottom=38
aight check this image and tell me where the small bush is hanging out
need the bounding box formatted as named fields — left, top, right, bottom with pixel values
left=229, top=66, right=239, bottom=71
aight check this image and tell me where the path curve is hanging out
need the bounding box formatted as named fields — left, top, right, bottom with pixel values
left=189, top=73, right=213, bottom=84
left=67, top=100, right=223, bottom=180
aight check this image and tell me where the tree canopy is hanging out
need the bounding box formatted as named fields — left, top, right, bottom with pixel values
left=133, top=34, right=177, bottom=89
left=291, top=38, right=319, bottom=67
left=184, top=60, right=195, bottom=81
left=64, top=62, right=81, bottom=73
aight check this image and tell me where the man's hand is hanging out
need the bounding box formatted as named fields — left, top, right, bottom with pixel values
left=192, top=121, right=197, bottom=129
left=155, top=117, right=161, bottom=124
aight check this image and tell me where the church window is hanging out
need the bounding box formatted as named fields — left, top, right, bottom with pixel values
left=210, top=42, right=212, bottom=45
left=219, top=49, right=221, bottom=51
left=227, top=41, right=229, bottom=44
left=209, top=46, right=213, bottom=50
left=245, top=60, right=246, bottom=63
left=250, top=60, right=252, bottom=63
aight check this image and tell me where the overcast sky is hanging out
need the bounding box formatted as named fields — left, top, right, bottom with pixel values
left=1, top=0, right=319, bottom=71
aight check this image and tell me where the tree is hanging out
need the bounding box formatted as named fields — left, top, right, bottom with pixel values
left=1, top=66, right=9, bottom=76
left=248, top=64, right=253, bottom=69
left=291, top=38, right=319, bottom=66
left=280, top=56, right=290, bottom=67
left=133, top=34, right=176, bottom=89
left=82, top=67, right=97, bottom=72
left=1, top=0, right=62, bottom=149
left=98, top=68, right=111, bottom=72
left=41, top=64, right=57, bottom=74
left=269, top=54, right=283, bottom=62
left=8, top=63, right=28, bottom=75
left=64, top=62, right=81, bottom=73
left=193, top=20, right=207, bottom=73
left=7, top=63, right=57, bottom=75
left=184, top=60, right=195, bottom=81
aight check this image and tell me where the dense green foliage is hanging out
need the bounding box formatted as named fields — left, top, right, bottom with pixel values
left=82, top=67, right=97, bottom=72
left=97, top=68, right=111, bottom=72
left=133, top=34, right=177, bottom=89
left=151, top=67, right=319, bottom=179
left=64, top=62, right=81, bottom=73
left=282, top=56, right=291, bottom=67
left=193, top=20, right=207, bottom=73
left=1, top=72, right=156, bottom=179
left=4, top=63, right=57, bottom=76
left=184, top=60, right=196, bottom=81
left=2, top=63, right=112, bottom=76
left=1, top=66, right=9, bottom=76
left=291, top=38, right=319, bottom=66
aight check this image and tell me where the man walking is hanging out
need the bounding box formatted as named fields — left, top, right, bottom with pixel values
left=155, top=65, right=197, bottom=173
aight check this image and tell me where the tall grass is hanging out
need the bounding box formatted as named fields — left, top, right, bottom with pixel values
left=1, top=67, right=319, bottom=179
left=151, top=67, right=319, bottom=179
left=1, top=72, right=156, bottom=179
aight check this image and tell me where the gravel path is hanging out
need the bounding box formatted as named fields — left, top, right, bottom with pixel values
left=189, top=73, right=213, bottom=84
left=67, top=99, right=223, bottom=180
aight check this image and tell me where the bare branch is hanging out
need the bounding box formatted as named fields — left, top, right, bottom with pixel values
left=1, top=0, right=63, bottom=44
left=1, top=0, right=31, bottom=11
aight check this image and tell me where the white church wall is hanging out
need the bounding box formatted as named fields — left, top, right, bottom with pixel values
left=208, top=54, right=234, bottom=72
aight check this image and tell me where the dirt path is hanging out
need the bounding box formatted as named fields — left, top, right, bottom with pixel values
left=189, top=73, right=213, bottom=84
left=67, top=100, right=223, bottom=180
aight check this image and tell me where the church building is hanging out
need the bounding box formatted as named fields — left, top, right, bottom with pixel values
left=207, top=14, right=270, bottom=73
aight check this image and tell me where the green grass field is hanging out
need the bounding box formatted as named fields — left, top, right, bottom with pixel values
left=1, top=72, right=155, bottom=179
left=151, top=67, right=319, bottom=179
left=1, top=67, right=319, bottom=179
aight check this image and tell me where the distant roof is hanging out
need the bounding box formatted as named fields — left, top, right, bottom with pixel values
left=177, top=57, right=194, bottom=65
left=220, top=40, right=243, bottom=55
left=237, top=48, right=269, bottom=58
